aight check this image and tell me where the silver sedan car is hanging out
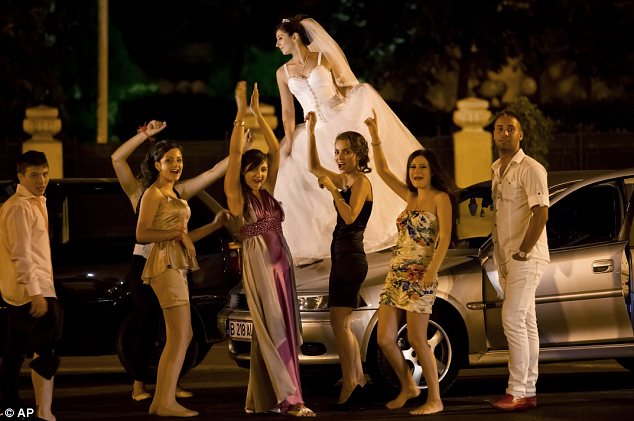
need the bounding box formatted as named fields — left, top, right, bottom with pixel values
left=218, top=168, right=634, bottom=392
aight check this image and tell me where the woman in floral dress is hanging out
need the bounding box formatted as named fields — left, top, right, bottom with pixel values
left=365, top=111, right=455, bottom=415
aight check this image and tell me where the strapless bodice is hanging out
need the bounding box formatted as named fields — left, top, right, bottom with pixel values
left=287, top=65, right=344, bottom=123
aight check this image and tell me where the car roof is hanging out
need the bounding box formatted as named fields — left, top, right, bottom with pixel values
left=462, top=168, right=634, bottom=194
left=1, top=178, right=119, bottom=184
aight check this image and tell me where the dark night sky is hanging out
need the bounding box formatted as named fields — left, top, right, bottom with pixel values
left=108, top=0, right=338, bottom=82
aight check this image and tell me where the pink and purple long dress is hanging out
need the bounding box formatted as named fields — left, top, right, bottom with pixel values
left=238, top=189, right=304, bottom=413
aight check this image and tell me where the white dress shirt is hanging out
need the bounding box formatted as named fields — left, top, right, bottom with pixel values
left=0, top=184, right=56, bottom=306
left=492, top=149, right=550, bottom=266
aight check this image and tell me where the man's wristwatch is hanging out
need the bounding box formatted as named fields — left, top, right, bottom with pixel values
left=517, top=250, right=530, bottom=259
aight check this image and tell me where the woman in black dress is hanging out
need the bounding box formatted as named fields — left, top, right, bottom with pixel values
left=305, top=111, right=372, bottom=406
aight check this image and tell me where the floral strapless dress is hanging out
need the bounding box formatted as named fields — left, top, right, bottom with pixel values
left=379, top=210, right=439, bottom=314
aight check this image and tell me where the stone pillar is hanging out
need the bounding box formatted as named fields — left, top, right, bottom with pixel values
left=244, top=103, right=278, bottom=152
left=452, top=97, right=492, bottom=188
left=22, top=105, right=64, bottom=178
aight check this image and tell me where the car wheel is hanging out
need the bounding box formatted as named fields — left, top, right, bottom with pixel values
left=116, top=312, right=199, bottom=383
left=367, top=306, right=463, bottom=395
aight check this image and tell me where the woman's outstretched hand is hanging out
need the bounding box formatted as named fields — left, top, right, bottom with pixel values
left=318, top=175, right=336, bottom=193
left=139, top=120, right=167, bottom=141
left=235, top=81, right=247, bottom=116
left=213, top=209, right=232, bottom=226
left=363, top=109, right=379, bottom=140
left=249, top=82, right=260, bottom=116
left=305, top=111, right=317, bottom=134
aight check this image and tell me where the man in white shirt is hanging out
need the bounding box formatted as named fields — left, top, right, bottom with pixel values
left=489, top=111, right=549, bottom=412
left=0, top=151, right=61, bottom=421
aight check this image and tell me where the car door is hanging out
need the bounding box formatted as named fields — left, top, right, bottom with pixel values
left=483, top=177, right=634, bottom=349
left=47, top=181, right=136, bottom=354
left=536, top=179, right=634, bottom=346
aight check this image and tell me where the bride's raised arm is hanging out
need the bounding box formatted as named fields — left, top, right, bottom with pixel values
left=276, top=67, right=297, bottom=151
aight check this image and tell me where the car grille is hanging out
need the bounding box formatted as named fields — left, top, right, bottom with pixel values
left=233, top=341, right=251, bottom=355
left=230, top=292, right=249, bottom=310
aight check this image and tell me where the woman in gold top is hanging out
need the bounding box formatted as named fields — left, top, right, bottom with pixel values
left=136, top=140, right=228, bottom=417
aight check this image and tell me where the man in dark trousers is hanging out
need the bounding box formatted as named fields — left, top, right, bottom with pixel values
left=0, top=151, right=62, bottom=421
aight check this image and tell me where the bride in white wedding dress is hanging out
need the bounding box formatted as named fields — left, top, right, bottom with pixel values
left=274, top=16, right=423, bottom=264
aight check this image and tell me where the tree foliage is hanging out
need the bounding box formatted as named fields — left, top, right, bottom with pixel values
left=331, top=0, right=634, bottom=112
left=504, top=96, right=553, bottom=168
left=0, top=0, right=97, bottom=141
left=2, top=0, right=633, bottom=143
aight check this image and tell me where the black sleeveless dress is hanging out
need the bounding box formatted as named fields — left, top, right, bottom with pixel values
left=328, top=188, right=373, bottom=308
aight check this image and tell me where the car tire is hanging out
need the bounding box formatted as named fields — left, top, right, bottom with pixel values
left=367, top=305, right=464, bottom=395
left=116, top=311, right=199, bottom=383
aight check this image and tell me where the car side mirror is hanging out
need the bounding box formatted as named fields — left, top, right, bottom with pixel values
left=468, top=198, right=478, bottom=217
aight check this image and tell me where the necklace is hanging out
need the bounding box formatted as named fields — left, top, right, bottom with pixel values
left=297, top=50, right=309, bottom=77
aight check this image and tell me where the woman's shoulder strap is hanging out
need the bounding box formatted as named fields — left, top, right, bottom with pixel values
left=283, top=63, right=290, bottom=78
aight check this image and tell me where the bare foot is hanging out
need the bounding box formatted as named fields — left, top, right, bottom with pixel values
left=150, top=401, right=192, bottom=415
left=409, top=400, right=444, bottom=415
left=155, top=405, right=198, bottom=417
left=386, top=387, right=421, bottom=409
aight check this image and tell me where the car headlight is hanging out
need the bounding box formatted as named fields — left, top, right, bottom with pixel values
left=297, top=295, right=329, bottom=311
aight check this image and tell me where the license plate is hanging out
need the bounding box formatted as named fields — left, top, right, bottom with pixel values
left=229, top=320, right=253, bottom=340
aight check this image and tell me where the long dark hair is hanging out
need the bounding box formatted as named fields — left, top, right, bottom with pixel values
left=406, top=149, right=458, bottom=243
left=336, top=131, right=371, bottom=174
left=276, top=14, right=311, bottom=45
left=405, top=149, right=455, bottom=195
left=239, top=149, right=269, bottom=215
left=138, top=140, right=183, bottom=189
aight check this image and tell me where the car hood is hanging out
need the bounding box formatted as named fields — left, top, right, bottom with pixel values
left=293, top=247, right=478, bottom=294
left=54, top=262, right=129, bottom=303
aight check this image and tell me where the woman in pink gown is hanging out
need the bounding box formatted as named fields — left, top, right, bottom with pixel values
left=224, top=81, right=315, bottom=417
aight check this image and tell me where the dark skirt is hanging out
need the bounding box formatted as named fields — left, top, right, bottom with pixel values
left=328, top=233, right=368, bottom=309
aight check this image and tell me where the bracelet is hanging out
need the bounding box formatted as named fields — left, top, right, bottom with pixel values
left=137, top=123, right=149, bottom=137
left=371, top=142, right=381, bottom=146
left=234, top=119, right=245, bottom=127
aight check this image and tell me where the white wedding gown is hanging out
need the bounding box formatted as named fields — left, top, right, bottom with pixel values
left=275, top=55, right=423, bottom=264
